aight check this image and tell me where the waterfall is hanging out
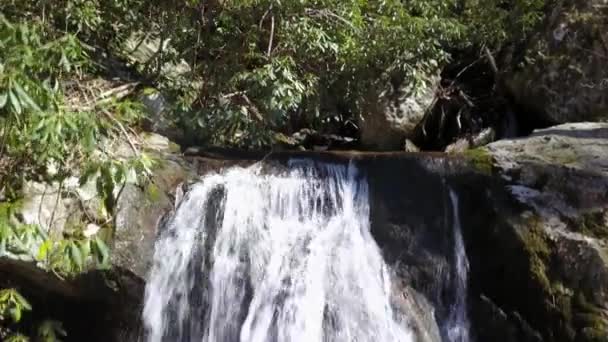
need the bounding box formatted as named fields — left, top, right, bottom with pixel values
left=143, top=161, right=414, bottom=342
left=445, top=190, right=471, bottom=342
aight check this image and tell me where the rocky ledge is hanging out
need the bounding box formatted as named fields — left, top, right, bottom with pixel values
left=460, top=123, right=608, bottom=342
left=1, top=123, right=607, bottom=342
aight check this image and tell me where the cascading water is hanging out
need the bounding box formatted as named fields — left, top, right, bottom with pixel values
left=445, top=190, right=471, bottom=342
left=143, top=161, right=415, bottom=342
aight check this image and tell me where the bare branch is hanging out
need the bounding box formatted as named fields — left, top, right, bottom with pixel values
left=268, top=15, right=275, bottom=57
left=484, top=46, right=499, bottom=75
left=100, top=109, right=139, bottom=156
left=305, top=8, right=358, bottom=31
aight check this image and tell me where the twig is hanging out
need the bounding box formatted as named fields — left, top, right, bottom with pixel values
left=128, top=33, right=150, bottom=55
left=222, top=92, right=264, bottom=122
left=69, top=189, right=95, bottom=224
left=484, top=46, right=499, bottom=75
left=305, top=8, right=358, bottom=31
left=67, top=82, right=139, bottom=112
left=126, top=125, right=140, bottom=138
left=51, top=268, right=66, bottom=281
left=256, top=147, right=275, bottom=167
left=268, top=15, right=275, bottom=57
left=97, top=82, right=139, bottom=101
left=259, top=7, right=271, bottom=29
left=37, top=184, right=49, bottom=230
left=240, top=94, right=264, bottom=122
left=458, top=90, right=475, bottom=108
left=48, top=181, right=64, bottom=234
left=222, top=91, right=248, bottom=98
left=100, top=109, right=139, bottom=156
left=449, top=57, right=482, bottom=88
left=437, top=106, right=446, bottom=140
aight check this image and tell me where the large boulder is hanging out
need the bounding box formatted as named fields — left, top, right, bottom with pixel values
left=359, top=72, right=440, bottom=150
left=0, top=132, right=195, bottom=341
left=506, top=0, right=608, bottom=124
left=457, top=123, right=608, bottom=342
left=112, top=152, right=192, bottom=279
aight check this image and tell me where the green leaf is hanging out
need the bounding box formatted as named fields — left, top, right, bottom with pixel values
left=8, top=89, right=22, bottom=115
left=0, top=93, right=7, bottom=108
left=0, top=289, right=10, bottom=302
left=13, top=291, right=32, bottom=311
left=5, top=333, right=30, bottom=342
left=37, top=239, right=53, bottom=261
left=69, top=241, right=83, bottom=270
left=79, top=239, right=91, bottom=260
left=93, top=237, right=110, bottom=267
left=9, top=306, right=21, bottom=323
left=13, top=82, right=41, bottom=112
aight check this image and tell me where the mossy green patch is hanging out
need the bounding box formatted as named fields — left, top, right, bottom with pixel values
left=168, top=142, right=181, bottom=154
left=145, top=183, right=162, bottom=204
left=550, top=148, right=579, bottom=166
left=463, top=148, right=495, bottom=175
left=519, top=215, right=608, bottom=341
left=519, top=215, right=553, bottom=293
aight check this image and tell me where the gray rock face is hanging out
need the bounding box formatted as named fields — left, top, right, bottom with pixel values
left=20, top=181, right=74, bottom=237
left=10, top=133, right=191, bottom=278
left=464, top=122, right=608, bottom=342
left=488, top=122, right=608, bottom=178
left=112, top=155, right=191, bottom=279
left=1, top=133, right=195, bottom=342
left=359, top=73, right=439, bottom=150
left=506, top=0, right=608, bottom=124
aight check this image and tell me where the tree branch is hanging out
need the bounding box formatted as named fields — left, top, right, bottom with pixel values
left=484, top=46, right=499, bottom=75
left=100, top=109, right=139, bottom=156
left=267, top=15, right=275, bottom=57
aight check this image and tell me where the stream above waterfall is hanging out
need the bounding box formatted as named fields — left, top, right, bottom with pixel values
left=143, top=159, right=471, bottom=342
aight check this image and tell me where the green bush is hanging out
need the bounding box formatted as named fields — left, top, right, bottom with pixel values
left=2, top=1, right=548, bottom=149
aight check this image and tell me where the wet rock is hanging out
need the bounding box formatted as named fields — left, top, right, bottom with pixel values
left=473, top=294, right=542, bottom=342
left=459, top=122, right=608, bottom=342
left=392, top=285, right=442, bottom=342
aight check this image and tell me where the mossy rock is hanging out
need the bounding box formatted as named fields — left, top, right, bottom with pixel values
left=515, top=214, right=608, bottom=342
left=145, top=183, right=163, bottom=204
left=463, top=148, right=495, bottom=175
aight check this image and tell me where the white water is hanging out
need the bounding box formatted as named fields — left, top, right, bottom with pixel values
left=445, top=190, right=471, bottom=342
left=143, top=161, right=414, bottom=342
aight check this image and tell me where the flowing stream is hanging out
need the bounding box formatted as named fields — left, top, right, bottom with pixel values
left=143, top=161, right=414, bottom=342
left=445, top=190, right=471, bottom=342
